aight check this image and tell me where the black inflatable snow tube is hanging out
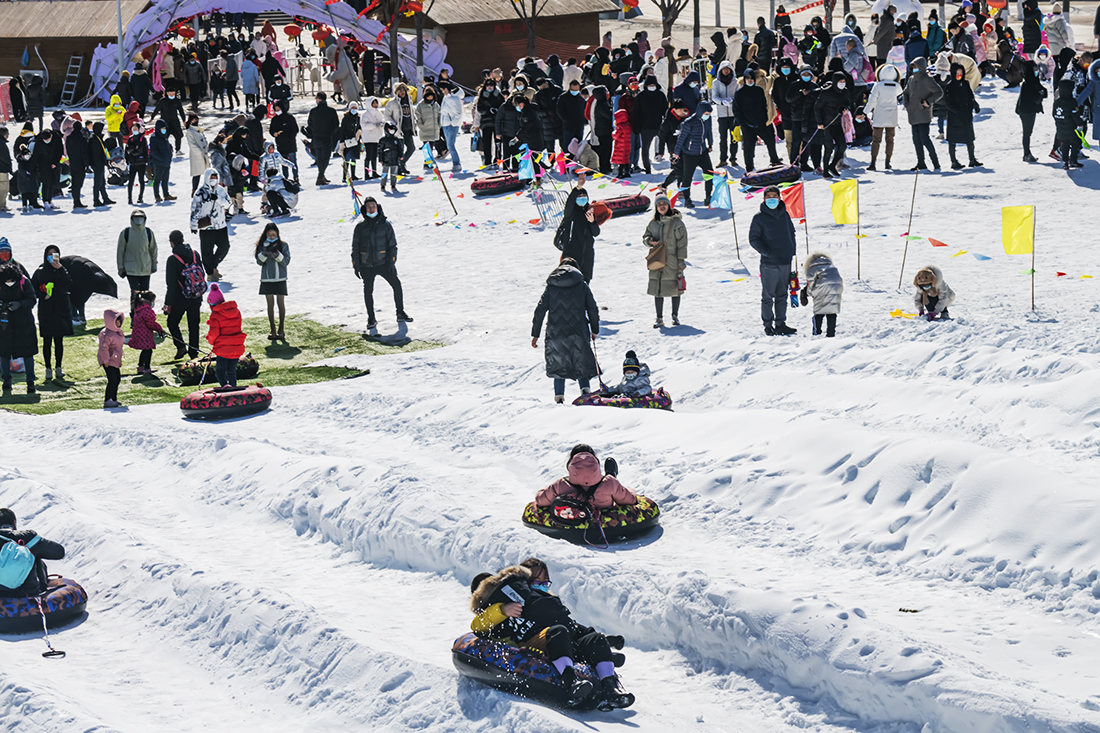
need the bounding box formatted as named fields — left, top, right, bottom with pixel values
left=0, top=577, right=88, bottom=633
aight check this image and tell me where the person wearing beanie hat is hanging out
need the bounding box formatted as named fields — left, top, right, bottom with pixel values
left=164, top=230, right=205, bottom=359
left=607, top=350, right=653, bottom=397
left=351, top=196, right=412, bottom=329
left=1044, top=2, right=1072, bottom=83
left=0, top=238, right=29, bottom=278
left=205, top=283, right=246, bottom=386
left=643, top=189, right=687, bottom=327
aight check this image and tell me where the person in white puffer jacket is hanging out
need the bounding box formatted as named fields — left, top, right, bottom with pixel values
left=359, top=97, right=386, bottom=179
left=801, top=251, right=844, bottom=337
left=439, top=82, right=464, bottom=171
left=863, top=63, right=902, bottom=170
left=710, top=60, right=739, bottom=167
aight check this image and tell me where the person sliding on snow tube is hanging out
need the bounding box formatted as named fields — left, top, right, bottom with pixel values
left=913, top=265, right=955, bottom=321
left=0, top=507, right=64, bottom=598
left=535, top=444, right=638, bottom=511
left=469, top=558, right=633, bottom=710
left=602, top=351, right=652, bottom=397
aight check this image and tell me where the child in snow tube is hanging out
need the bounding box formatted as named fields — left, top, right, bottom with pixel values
left=455, top=558, right=633, bottom=711
left=523, top=445, right=660, bottom=543
left=0, top=507, right=86, bottom=632
left=573, top=350, right=673, bottom=410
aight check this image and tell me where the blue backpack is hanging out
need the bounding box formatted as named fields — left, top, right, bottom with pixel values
left=0, top=535, right=40, bottom=590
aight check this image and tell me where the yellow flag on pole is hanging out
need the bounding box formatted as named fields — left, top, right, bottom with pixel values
left=830, top=179, right=859, bottom=224
left=1002, top=206, right=1034, bottom=255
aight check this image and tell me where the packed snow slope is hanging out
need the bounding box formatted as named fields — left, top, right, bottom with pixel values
left=2, top=77, right=1100, bottom=733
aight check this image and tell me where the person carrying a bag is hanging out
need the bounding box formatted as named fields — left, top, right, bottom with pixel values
left=643, top=191, right=687, bottom=328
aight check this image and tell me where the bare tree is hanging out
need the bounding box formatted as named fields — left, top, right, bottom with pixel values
left=415, top=0, right=438, bottom=89
left=509, top=0, right=546, bottom=58
left=650, top=0, right=691, bottom=40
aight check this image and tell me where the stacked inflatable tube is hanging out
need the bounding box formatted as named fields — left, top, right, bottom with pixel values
left=740, top=164, right=802, bottom=188
left=452, top=632, right=602, bottom=709
left=598, top=193, right=651, bottom=216
left=573, top=388, right=674, bottom=411
left=521, top=496, right=661, bottom=544
left=180, top=384, right=272, bottom=420
left=471, top=173, right=525, bottom=196
left=0, top=577, right=88, bottom=633
left=177, top=353, right=260, bottom=386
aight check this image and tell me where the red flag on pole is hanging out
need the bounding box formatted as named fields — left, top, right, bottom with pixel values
left=780, top=182, right=805, bottom=220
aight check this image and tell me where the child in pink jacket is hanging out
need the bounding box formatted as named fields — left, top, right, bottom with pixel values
left=535, top=444, right=638, bottom=509
left=97, top=309, right=125, bottom=408
left=129, top=291, right=165, bottom=376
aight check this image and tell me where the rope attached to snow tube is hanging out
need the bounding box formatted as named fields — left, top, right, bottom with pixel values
left=177, top=353, right=260, bottom=386
left=180, top=384, right=272, bottom=420
left=452, top=632, right=602, bottom=709
left=471, top=173, right=525, bottom=196
left=597, top=193, right=651, bottom=217
left=0, top=577, right=88, bottom=634
left=740, top=164, right=802, bottom=188
left=572, top=388, right=673, bottom=411
left=521, top=496, right=661, bottom=544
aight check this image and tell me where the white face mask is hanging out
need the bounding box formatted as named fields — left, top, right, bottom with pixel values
left=4, top=281, right=15, bottom=287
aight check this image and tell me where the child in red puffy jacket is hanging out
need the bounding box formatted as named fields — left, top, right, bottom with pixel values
left=129, top=290, right=165, bottom=376
left=205, top=283, right=246, bottom=387
left=610, top=108, right=633, bottom=179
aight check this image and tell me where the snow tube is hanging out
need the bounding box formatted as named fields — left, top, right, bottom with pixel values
left=740, top=164, right=802, bottom=188
left=0, top=577, right=88, bottom=633
left=452, top=632, right=602, bottom=709
left=598, top=193, right=650, bottom=217
left=522, top=496, right=661, bottom=544
left=471, top=173, right=525, bottom=196
left=180, top=384, right=272, bottom=420
left=177, top=353, right=260, bottom=386
left=573, top=388, right=673, bottom=411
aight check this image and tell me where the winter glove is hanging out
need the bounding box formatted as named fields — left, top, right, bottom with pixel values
left=918, top=309, right=925, bottom=316
left=605, top=634, right=625, bottom=650
left=7, top=301, right=18, bottom=311
left=799, top=286, right=809, bottom=307
left=926, top=311, right=937, bottom=322
left=354, top=269, right=362, bottom=279
left=118, top=270, right=127, bottom=278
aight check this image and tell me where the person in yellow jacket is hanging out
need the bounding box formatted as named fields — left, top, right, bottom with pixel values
left=104, top=94, right=127, bottom=147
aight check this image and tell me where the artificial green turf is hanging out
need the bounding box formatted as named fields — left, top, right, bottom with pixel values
left=1, top=315, right=439, bottom=415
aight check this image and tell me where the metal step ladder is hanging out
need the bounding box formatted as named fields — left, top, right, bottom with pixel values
left=60, top=54, right=83, bottom=107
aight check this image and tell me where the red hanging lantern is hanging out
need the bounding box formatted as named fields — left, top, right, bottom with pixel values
left=284, top=24, right=302, bottom=37
left=622, top=0, right=639, bottom=7
left=178, top=25, right=196, bottom=39
left=405, top=0, right=424, bottom=12
left=311, top=28, right=330, bottom=41
left=354, top=42, right=367, bottom=54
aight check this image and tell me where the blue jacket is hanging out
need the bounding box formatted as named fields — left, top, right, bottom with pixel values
left=673, top=102, right=713, bottom=156
left=905, top=32, right=929, bottom=63
left=673, top=71, right=703, bottom=113
left=150, top=121, right=173, bottom=167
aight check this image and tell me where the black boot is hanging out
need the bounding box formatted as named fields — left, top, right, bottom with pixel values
left=597, top=676, right=635, bottom=711
left=774, top=323, right=797, bottom=335
left=396, top=311, right=414, bottom=323
left=950, top=155, right=964, bottom=170
left=561, top=666, right=595, bottom=708
left=603, top=457, right=618, bottom=477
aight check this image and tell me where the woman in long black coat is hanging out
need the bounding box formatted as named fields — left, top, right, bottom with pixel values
left=589, top=86, right=614, bottom=173
left=554, top=184, right=601, bottom=283
left=0, top=262, right=39, bottom=393
left=14, top=128, right=40, bottom=210
left=531, top=258, right=600, bottom=403
left=945, top=63, right=981, bottom=168
left=31, top=245, right=73, bottom=379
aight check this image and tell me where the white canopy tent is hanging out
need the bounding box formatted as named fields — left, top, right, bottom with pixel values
left=87, top=0, right=451, bottom=102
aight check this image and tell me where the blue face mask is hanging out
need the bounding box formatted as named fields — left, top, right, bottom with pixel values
left=930, top=20, right=937, bottom=25
left=531, top=582, right=551, bottom=593
left=266, top=235, right=278, bottom=242
left=765, top=198, right=780, bottom=209
left=781, top=67, right=792, bottom=75
left=159, top=129, right=167, bottom=135
left=689, top=82, right=698, bottom=88
left=570, top=89, right=580, bottom=95
left=801, top=74, right=812, bottom=81
left=576, top=196, right=589, bottom=206
left=366, top=210, right=378, bottom=218
left=702, top=113, right=711, bottom=120
left=47, top=253, right=56, bottom=263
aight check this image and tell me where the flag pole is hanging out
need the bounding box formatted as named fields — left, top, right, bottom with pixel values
left=1031, top=210, right=1036, bottom=311
left=803, top=183, right=809, bottom=255
left=731, top=211, right=741, bottom=261
left=856, top=184, right=861, bottom=280
left=426, top=142, right=458, bottom=216
left=898, top=170, right=919, bottom=289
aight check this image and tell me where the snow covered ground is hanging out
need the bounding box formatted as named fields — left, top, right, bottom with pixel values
left=2, top=77, right=1100, bottom=733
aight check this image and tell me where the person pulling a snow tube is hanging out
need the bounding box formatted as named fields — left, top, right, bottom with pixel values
left=454, top=558, right=633, bottom=711
left=180, top=383, right=272, bottom=420
left=522, top=444, right=660, bottom=544
left=177, top=353, right=260, bottom=385
left=0, top=507, right=87, bottom=635
left=596, top=193, right=651, bottom=217
left=740, top=163, right=802, bottom=188
left=573, top=350, right=673, bottom=410
left=471, top=172, right=525, bottom=196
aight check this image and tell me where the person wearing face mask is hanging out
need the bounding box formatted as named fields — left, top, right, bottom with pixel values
left=1015, top=59, right=1047, bottom=162
left=770, top=58, right=799, bottom=159
left=63, top=114, right=90, bottom=210
left=477, top=80, right=506, bottom=167
left=912, top=266, right=955, bottom=321
left=944, top=63, right=981, bottom=168
left=673, top=71, right=703, bottom=114
left=149, top=119, right=175, bottom=203
left=190, top=168, right=232, bottom=281
left=413, top=87, right=442, bottom=171
left=351, top=197, right=412, bottom=330
left=813, top=71, right=850, bottom=178
left=512, top=73, right=535, bottom=102
left=554, top=175, right=601, bottom=282
left=788, top=67, right=823, bottom=172
left=556, top=80, right=587, bottom=159
left=31, top=246, right=72, bottom=380
left=735, top=70, right=783, bottom=172
left=0, top=262, right=38, bottom=394
left=340, top=102, right=363, bottom=180
left=254, top=223, right=290, bottom=340
left=926, top=12, right=947, bottom=56
left=904, top=57, right=944, bottom=170
left=711, top=61, right=740, bottom=167
left=749, top=186, right=798, bottom=336
left=643, top=191, right=687, bottom=328
left=863, top=64, right=902, bottom=170
left=117, top=209, right=158, bottom=296
left=531, top=256, right=600, bottom=403
left=671, top=100, right=715, bottom=207
left=269, top=100, right=300, bottom=170
left=634, top=79, right=668, bottom=174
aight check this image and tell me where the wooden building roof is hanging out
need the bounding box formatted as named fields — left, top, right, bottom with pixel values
left=425, top=0, right=618, bottom=27
left=0, top=0, right=149, bottom=39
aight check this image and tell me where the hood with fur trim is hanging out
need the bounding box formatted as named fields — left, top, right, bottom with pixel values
left=470, top=564, right=532, bottom=612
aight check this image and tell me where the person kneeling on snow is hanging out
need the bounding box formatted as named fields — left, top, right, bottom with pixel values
left=469, top=558, right=633, bottom=709
left=0, top=507, right=65, bottom=598
left=603, top=350, right=652, bottom=397
left=536, top=444, right=638, bottom=510
left=800, top=252, right=843, bottom=337
left=913, top=265, right=955, bottom=321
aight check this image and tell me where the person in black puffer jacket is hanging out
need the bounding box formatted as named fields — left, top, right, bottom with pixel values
left=476, top=80, right=505, bottom=166
left=634, top=78, right=668, bottom=173
left=813, top=70, right=850, bottom=177
left=735, top=69, right=783, bottom=171
left=531, top=258, right=600, bottom=402
left=0, top=263, right=39, bottom=393
left=533, top=77, right=562, bottom=154
left=0, top=508, right=65, bottom=598
left=1015, top=59, right=1046, bottom=161
left=749, top=186, right=798, bottom=336
left=495, top=95, right=522, bottom=171
left=787, top=67, right=822, bottom=170
left=945, top=63, right=981, bottom=168
left=556, top=80, right=587, bottom=151
left=164, top=230, right=204, bottom=359
left=555, top=182, right=601, bottom=282
left=0, top=127, right=11, bottom=213
left=351, top=197, right=412, bottom=329
left=588, top=86, right=614, bottom=173
left=30, top=245, right=73, bottom=379
left=1021, top=0, right=1043, bottom=54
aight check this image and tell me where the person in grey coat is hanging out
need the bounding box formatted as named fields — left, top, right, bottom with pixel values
left=903, top=57, right=944, bottom=170
left=748, top=186, right=798, bottom=336
left=800, top=251, right=843, bottom=337
left=531, top=258, right=600, bottom=403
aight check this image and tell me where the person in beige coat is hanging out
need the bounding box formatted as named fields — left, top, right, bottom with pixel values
left=185, top=113, right=209, bottom=194
left=643, top=191, right=688, bottom=328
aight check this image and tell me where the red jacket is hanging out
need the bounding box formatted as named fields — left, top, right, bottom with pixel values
left=128, top=302, right=164, bottom=351
left=610, top=108, right=633, bottom=165
left=206, top=301, right=247, bottom=359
